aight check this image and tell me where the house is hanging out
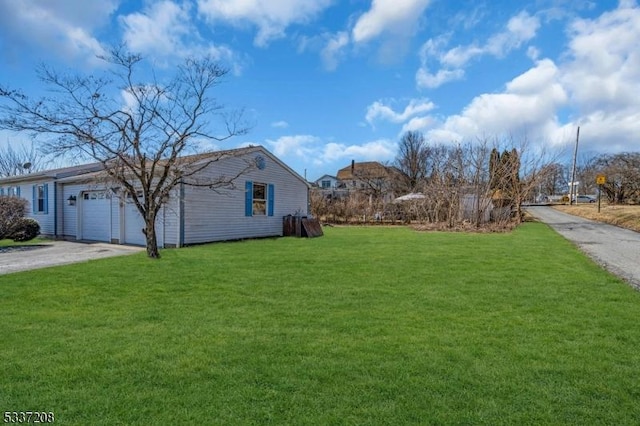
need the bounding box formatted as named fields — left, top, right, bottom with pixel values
left=313, top=174, right=339, bottom=189
left=0, top=146, right=309, bottom=247
left=335, top=160, right=405, bottom=203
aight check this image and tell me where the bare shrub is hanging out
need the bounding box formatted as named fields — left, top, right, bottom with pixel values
left=0, top=196, right=28, bottom=240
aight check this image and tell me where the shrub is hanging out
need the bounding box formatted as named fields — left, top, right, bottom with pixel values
left=0, top=196, right=28, bottom=240
left=9, top=218, right=40, bottom=242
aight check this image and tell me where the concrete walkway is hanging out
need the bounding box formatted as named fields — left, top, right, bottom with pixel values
left=0, top=241, right=144, bottom=275
left=526, top=206, right=640, bottom=290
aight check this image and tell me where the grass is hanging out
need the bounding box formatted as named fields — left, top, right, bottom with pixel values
left=0, top=236, right=50, bottom=247
left=2, top=224, right=640, bottom=424
left=553, top=203, right=640, bottom=232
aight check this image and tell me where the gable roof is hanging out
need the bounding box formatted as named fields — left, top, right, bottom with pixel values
left=314, top=174, right=337, bottom=183
left=0, top=145, right=309, bottom=188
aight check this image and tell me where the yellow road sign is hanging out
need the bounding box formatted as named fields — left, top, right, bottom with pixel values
left=596, top=174, right=606, bottom=185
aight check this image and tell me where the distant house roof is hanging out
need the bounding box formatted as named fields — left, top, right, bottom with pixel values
left=314, top=174, right=337, bottom=183
left=337, top=161, right=402, bottom=181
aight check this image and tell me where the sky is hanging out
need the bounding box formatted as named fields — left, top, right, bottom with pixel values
left=0, top=0, right=638, bottom=181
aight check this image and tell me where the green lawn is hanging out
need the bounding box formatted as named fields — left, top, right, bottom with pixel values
left=2, top=224, right=640, bottom=425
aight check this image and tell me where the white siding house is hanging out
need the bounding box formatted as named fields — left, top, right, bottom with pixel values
left=313, top=174, right=339, bottom=189
left=0, top=146, right=309, bottom=247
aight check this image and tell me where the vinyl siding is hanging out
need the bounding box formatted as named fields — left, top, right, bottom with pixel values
left=60, top=184, right=84, bottom=238
left=159, top=192, right=180, bottom=247
left=110, top=192, right=120, bottom=243
left=182, top=149, right=308, bottom=244
left=23, top=181, right=56, bottom=236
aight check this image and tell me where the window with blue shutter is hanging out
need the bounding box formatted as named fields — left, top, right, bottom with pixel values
left=245, top=181, right=273, bottom=216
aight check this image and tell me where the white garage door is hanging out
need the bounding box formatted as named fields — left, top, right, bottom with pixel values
left=81, top=191, right=111, bottom=242
left=123, top=198, right=163, bottom=247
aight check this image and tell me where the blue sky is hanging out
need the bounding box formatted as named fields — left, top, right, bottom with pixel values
left=0, top=0, right=637, bottom=181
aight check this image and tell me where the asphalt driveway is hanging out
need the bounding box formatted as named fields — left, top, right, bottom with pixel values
left=526, top=206, right=640, bottom=290
left=0, top=241, right=144, bottom=275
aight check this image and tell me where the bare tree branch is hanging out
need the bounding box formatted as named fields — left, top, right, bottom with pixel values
left=0, top=48, right=251, bottom=258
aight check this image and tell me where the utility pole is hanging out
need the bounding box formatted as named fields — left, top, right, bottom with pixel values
left=569, top=126, right=580, bottom=205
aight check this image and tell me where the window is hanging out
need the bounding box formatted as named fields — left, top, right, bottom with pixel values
left=245, top=181, right=274, bottom=217
left=83, top=191, right=107, bottom=200
left=252, top=183, right=267, bottom=215
left=32, top=183, right=48, bottom=214
left=2, top=186, right=20, bottom=197
left=321, top=180, right=331, bottom=189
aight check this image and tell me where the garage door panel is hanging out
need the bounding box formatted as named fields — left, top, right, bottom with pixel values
left=124, top=201, right=163, bottom=247
left=81, top=191, right=110, bottom=242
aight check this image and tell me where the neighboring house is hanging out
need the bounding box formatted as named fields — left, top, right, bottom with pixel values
left=335, top=160, right=405, bottom=203
left=0, top=146, right=309, bottom=247
left=313, top=174, right=339, bottom=189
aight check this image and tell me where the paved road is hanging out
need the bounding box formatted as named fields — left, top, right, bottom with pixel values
left=526, top=206, right=640, bottom=290
left=0, top=241, right=144, bottom=275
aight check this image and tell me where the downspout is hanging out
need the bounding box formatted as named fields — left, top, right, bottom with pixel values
left=53, top=181, right=58, bottom=238
left=178, top=181, right=185, bottom=247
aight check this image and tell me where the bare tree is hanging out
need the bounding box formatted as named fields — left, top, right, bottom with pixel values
left=395, top=130, right=429, bottom=191
left=590, top=152, right=640, bottom=204
left=0, top=142, right=44, bottom=177
left=537, top=162, right=567, bottom=197
left=0, top=48, right=250, bottom=258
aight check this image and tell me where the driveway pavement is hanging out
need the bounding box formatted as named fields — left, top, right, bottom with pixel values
left=526, top=206, right=640, bottom=290
left=0, top=241, right=144, bottom=275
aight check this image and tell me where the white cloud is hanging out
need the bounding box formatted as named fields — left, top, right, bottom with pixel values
left=320, top=31, right=350, bottom=71
left=267, top=135, right=320, bottom=158
left=266, top=134, right=395, bottom=167
left=561, top=2, right=640, bottom=114
left=0, top=0, right=114, bottom=64
left=416, top=68, right=465, bottom=89
left=197, top=0, right=332, bottom=47
left=401, top=116, right=435, bottom=133
left=321, top=140, right=396, bottom=163
left=442, top=11, right=540, bottom=67
left=416, top=2, right=640, bottom=156
left=365, top=98, right=435, bottom=126
left=120, top=1, right=242, bottom=71
left=271, top=121, right=289, bottom=129
left=352, top=0, right=432, bottom=43
left=121, top=1, right=192, bottom=57
left=416, top=11, right=540, bottom=89
left=425, top=59, right=567, bottom=142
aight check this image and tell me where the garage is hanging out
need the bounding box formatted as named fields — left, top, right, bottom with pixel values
left=123, top=196, right=163, bottom=247
left=80, top=190, right=111, bottom=242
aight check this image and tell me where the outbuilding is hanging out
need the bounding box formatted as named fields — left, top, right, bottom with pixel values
left=0, top=146, right=309, bottom=247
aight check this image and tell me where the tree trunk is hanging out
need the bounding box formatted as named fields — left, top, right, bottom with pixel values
left=144, top=213, right=160, bottom=259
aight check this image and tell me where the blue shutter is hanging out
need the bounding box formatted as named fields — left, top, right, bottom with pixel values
left=267, top=184, right=274, bottom=217
left=43, top=184, right=49, bottom=214
left=0, top=187, right=4, bottom=196
left=32, top=185, right=37, bottom=213
left=245, top=181, right=253, bottom=217
left=16, top=187, right=21, bottom=197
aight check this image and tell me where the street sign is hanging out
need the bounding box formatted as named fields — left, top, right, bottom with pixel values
left=596, top=174, right=606, bottom=185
